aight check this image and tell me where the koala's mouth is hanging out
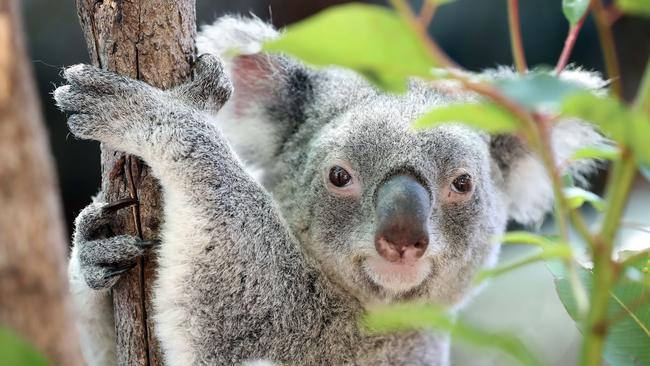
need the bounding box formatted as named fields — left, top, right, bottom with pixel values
left=359, top=256, right=433, bottom=295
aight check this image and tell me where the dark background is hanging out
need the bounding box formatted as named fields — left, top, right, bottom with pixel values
left=20, top=0, right=650, bottom=234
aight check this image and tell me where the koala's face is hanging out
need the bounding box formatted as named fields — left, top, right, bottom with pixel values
left=214, top=44, right=603, bottom=306
left=294, top=96, right=505, bottom=305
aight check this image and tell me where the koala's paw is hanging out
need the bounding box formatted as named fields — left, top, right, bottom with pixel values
left=53, top=64, right=158, bottom=143
left=73, top=199, right=158, bottom=290
left=171, top=53, right=233, bottom=112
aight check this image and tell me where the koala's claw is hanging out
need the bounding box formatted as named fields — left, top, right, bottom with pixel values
left=102, top=262, right=138, bottom=280
left=137, top=239, right=161, bottom=248
left=102, top=197, right=139, bottom=213
left=73, top=201, right=159, bottom=289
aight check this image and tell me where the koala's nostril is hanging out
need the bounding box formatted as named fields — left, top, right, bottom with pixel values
left=375, top=227, right=429, bottom=263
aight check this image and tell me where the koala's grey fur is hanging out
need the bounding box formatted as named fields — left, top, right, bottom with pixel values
left=57, top=16, right=604, bottom=366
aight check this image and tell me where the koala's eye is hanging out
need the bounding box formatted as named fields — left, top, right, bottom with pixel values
left=329, top=166, right=352, bottom=187
left=451, top=173, right=472, bottom=194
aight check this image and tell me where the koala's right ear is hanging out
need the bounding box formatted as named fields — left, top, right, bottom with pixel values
left=197, top=16, right=314, bottom=168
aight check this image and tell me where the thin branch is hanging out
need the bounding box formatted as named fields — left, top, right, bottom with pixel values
left=604, top=3, right=623, bottom=26
left=418, top=0, right=437, bottom=29
left=591, top=0, right=623, bottom=98
left=556, top=13, right=588, bottom=75
left=507, top=0, right=527, bottom=74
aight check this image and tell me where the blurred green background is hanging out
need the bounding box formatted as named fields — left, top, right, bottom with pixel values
left=19, top=0, right=650, bottom=365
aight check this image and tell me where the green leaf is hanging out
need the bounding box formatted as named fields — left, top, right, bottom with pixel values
left=571, top=144, right=621, bottom=161
left=562, top=0, right=590, bottom=24
left=412, top=102, right=521, bottom=133
left=363, top=304, right=542, bottom=366
left=563, top=187, right=606, bottom=211
left=494, top=72, right=585, bottom=110
left=0, top=327, right=50, bottom=366
left=561, top=92, right=650, bottom=166
left=264, top=4, right=436, bottom=92
left=496, top=231, right=553, bottom=246
left=562, top=172, right=576, bottom=187
left=617, top=0, right=650, bottom=17
left=551, top=257, right=650, bottom=366
left=479, top=232, right=572, bottom=282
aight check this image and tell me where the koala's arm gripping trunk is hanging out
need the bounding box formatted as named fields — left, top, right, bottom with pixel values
left=75, top=1, right=196, bottom=364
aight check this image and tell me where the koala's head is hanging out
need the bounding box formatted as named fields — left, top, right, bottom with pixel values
left=198, top=16, right=604, bottom=306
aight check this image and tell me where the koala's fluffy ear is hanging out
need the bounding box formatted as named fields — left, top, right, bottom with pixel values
left=197, top=16, right=313, bottom=167
left=489, top=69, right=608, bottom=225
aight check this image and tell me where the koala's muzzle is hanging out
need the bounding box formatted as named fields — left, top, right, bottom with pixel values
left=374, top=175, right=430, bottom=263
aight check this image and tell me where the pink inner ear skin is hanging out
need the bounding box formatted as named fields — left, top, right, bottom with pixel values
left=230, top=55, right=277, bottom=118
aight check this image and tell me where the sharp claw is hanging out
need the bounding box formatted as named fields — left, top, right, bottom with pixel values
left=103, top=262, right=137, bottom=279
left=103, top=197, right=139, bottom=213
left=137, top=239, right=160, bottom=248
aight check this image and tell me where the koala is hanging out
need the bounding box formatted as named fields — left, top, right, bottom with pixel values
left=55, top=16, right=605, bottom=366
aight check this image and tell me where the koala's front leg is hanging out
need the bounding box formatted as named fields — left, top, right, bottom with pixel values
left=53, top=55, right=232, bottom=162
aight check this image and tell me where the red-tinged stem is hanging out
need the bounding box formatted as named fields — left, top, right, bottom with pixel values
left=556, top=14, right=587, bottom=75
left=507, top=0, right=527, bottom=74
left=419, top=0, right=437, bottom=29
left=605, top=3, right=623, bottom=26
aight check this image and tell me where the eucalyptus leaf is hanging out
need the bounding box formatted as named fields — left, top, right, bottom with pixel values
left=563, top=187, right=606, bottom=211
left=571, top=144, right=621, bottom=161
left=494, top=72, right=584, bottom=110
left=617, top=0, right=650, bottom=17
left=561, top=93, right=650, bottom=167
left=412, top=102, right=521, bottom=133
left=496, top=231, right=551, bottom=246
left=476, top=249, right=571, bottom=284
left=562, top=0, right=590, bottom=24
left=363, top=304, right=542, bottom=366
left=551, top=257, right=650, bottom=366
left=0, top=327, right=50, bottom=366
left=264, top=4, right=436, bottom=92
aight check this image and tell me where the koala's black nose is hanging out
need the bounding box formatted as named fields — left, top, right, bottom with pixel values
left=374, top=175, right=430, bottom=263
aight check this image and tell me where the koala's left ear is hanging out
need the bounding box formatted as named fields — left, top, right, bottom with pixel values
left=196, top=16, right=314, bottom=168
left=489, top=69, right=608, bottom=225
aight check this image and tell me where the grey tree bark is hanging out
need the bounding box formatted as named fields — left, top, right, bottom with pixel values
left=0, top=0, right=84, bottom=365
left=75, top=1, right=197, bottom=364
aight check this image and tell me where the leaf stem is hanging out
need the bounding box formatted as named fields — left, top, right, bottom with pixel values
left=580, top=152, right=637, bottom=366
left=591, top=0, right=623, bottom=98
left=418, top=0, right=437, bottom=29
left=507, top=0, right=527, bottom=74
left=556, top=13, right=588, bottom=75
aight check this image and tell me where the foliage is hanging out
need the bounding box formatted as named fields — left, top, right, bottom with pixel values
left=550, top=255, right=650, bottom=366
left=0, top=327, right=50, bottom=366
left=363, top=304, right=542, bottom=366
left=265, top=1, right=650, bottom=365
left=264, top=4, right=436, bottom=92
left=617, top=0, right=650, bottom=17
left=562, top=0, right=590, bottom=24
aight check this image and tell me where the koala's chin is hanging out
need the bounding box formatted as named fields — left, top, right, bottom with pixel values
left=361, top=255, right=434, bottom=296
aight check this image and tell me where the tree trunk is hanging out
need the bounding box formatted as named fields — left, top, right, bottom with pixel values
left=75, top=1, right=196, bottom=364
left=0, top=0, right=84, bottom=365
